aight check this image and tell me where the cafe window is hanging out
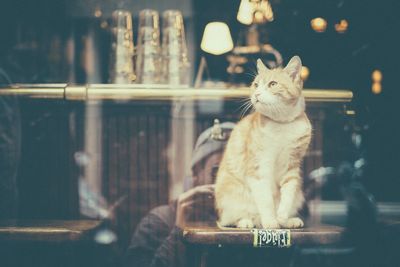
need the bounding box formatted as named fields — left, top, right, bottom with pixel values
left=0, top=0, right=399, bottom=267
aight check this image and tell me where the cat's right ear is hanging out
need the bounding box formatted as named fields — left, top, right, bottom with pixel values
left=257, top=59, right=268, bottom=73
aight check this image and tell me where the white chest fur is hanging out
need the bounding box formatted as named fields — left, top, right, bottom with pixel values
left=262, top=116, right=309, bottom=143
left=254, top=114, right=310, bottom=181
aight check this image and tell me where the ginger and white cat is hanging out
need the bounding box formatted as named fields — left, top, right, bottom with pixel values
left=215, top=56, right=312, bottom=229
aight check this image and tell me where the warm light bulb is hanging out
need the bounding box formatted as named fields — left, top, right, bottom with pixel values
left=300, top=66, right=310, bottom=81
left=372, top=70, right=382, bottom=83
left=94, top=7, right=102, bottom=18
left=254, top=11, right=264, bottom=23
left=259, top=0, right=274, bottom=22
left=311, top=17, right=327, bottom=33
left=346, top=110, right=356, bottom=115
left=335, top=19, right=348, bottom=33
left=100, top=21, right=108, bottom=29
left=201, top=22, right=234, bottom=55
left=372, top=82, right=382, bottom=94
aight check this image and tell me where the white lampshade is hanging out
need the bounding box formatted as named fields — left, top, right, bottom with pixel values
left=237, top=0, right=254, bottom=25
left=200, top=22, right=234, bottom=55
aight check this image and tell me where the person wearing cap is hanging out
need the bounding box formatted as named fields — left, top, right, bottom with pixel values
left=125, top=120, right=235, bottom=267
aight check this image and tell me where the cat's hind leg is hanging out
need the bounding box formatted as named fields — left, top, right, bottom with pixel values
left=237, top=218, right=254, bottom=229
left=216, top=183, right=257, bottom=228
left=217, top=196, right=255, bottom=228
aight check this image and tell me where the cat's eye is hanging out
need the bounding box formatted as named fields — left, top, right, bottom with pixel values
left=268, top=81, right=277, bottom=87
left=254, top=82, right=259, bottom=87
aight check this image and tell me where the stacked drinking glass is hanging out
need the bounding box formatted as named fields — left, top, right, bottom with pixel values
left=109, top=9, right=190, bottom=86
left=161, top=10, right=190, bottom=86
left=109, top=10, right=136, bottom=84
left=136, top=9, right=162, bottom=84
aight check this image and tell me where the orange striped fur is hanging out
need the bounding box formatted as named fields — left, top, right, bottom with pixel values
left=215, top=56, right=312, bottom=229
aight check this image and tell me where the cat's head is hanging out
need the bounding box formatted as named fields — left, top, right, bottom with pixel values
left=250, top=56, right=305, bottom=122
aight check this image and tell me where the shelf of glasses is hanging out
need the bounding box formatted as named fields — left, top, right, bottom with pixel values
left=0, top=84, right=353, bottom=102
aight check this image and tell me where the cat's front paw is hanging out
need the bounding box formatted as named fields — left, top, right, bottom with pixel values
left=237, top=218, right=254, bottom=229
left=278, top=217, right=304, bottom=229
left=277, top=214, right=288, bottom=226
left=261, top=218, right=280, bottom=229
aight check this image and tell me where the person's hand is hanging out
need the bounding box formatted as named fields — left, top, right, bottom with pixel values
left=175, top=184, right=215, bottom=229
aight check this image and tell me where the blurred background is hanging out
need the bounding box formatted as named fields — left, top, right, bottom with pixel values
left=0, top=0, right=399, bottom=201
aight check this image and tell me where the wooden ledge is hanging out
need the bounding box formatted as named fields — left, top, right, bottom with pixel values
left=0, top=220, right=101, bottom=242
left=183, top=223, right=343, bottom=247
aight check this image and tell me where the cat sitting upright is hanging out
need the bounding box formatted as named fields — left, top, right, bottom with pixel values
left=215, top=56, right=312, bottom=229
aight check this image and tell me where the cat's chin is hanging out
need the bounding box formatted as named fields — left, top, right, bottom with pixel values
left=255, top=97, right=305, bottom=123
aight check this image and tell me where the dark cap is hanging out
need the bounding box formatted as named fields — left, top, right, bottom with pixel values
left=191, top=119, right=235, bottom=169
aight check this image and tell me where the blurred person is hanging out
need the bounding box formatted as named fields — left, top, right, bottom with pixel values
left=125, top=121, right=235, bottom=267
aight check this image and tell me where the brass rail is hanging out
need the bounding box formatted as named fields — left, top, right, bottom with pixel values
left=0, top=84, right=353, bottom=102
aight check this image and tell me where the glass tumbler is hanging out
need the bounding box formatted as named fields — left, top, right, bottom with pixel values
left=109, top=10, right=136, bottom=84
left=135, top=9, right=162, bottom=84
left=161, top=10, right=191, bottom=86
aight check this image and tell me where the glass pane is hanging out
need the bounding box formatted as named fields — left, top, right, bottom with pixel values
left=0, top=0, right=399, bottom=266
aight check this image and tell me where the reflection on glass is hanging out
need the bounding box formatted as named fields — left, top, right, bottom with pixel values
left=0, top=94, right=20, bottom=220
left=126, top=121, right=234, bottom=267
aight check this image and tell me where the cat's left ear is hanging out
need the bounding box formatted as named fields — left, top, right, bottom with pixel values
left=257, top=59, right=269, bottom=73
left=284, top=56, right=302, bottom=81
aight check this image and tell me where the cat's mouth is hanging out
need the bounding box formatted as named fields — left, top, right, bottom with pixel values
left=252, top=98, right=265, bottom=108
left=253, top=95, right=262, bottom=104
left=254, top=96, right=267, bottom=106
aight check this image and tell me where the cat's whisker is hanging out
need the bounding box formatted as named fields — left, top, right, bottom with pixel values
left=238, top=103, right=249, bottom=118
left=243, top=106, right=252, bottom=118
left=237, top=97, right=251, bottom=103
left=236, top=98, right=251, bottom=109
left=235, top=97, right=252, bottom=109
left=236, top=101, right=251, bottom=114
left=238, top=105, right=247, bottom=118
left=240, top=101, right=253, bottom=118
left=236, top=102, right=249, bottom=111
